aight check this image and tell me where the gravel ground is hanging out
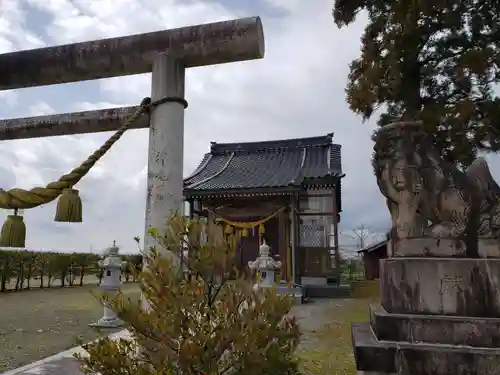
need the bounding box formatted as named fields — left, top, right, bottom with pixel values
left=0, top=283, right=140, bottom=372
left=296, top=298, right=375, bottom=375
left=292, top=299, right=350, bottom=351
left=0, top=282, right=370, bottom=375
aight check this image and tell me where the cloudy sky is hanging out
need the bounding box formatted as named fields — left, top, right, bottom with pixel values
left=1, top=0, right=490, bottom=254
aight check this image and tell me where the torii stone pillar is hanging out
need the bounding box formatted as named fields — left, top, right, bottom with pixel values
left=145, top=54, right=186, bottom=256
left=0, top=17, right=265, bottom=258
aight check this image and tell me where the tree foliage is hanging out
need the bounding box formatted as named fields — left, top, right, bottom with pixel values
left=76, top=215, right=300, bottom=375
left=333, top=0, right=500, bottom=166
left=0, top=250, right=141, bottom=291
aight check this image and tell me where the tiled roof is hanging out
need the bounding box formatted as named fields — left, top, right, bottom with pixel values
left=184, top=134, right=343, bottom=195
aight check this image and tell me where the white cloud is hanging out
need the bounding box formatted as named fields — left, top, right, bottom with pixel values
left=28, top=0, right=235, bottom=43
left=0, top=1, right=45, bottom=107
left=0, top=0, right=397, bottom=253
left=72, top=101, right=128, bottom=112
left=0, top=91, right=18, bottom=107
left=28, top=101, right=55, bottom=116
left=1, top=0, right=45, bottom=49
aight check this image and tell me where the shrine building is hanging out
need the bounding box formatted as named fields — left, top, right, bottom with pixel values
left=183, top=134, right=344, bottom=291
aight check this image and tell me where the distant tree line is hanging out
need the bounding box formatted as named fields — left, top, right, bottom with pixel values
left=0, top=250, right=143, bottom=292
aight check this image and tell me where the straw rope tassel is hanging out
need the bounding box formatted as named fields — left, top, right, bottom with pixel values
left=55, top=188, right=83, bottom=222
left=0, top=210, right=26, bottom=247
left=0, top=97, right=153, bottom=246
left=0, top=98, right=151, bottom=211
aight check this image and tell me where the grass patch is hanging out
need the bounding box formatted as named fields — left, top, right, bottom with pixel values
left=0, top=283, right=140, bottom=372
left=0, top=281, right=372, bottom=375
left=351, top=280, right=380, bottom=299
left=297, top=298, right=375, bottom=375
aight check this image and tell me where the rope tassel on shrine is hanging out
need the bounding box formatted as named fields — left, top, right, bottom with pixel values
left=209, top=206, right=285, bottom=245
left=0, top=97, right=160, bottom=247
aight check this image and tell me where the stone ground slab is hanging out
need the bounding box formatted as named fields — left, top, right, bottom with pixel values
left=353, top=319, right=500, bottom=375
left=1, top=330, right=130, bottom=375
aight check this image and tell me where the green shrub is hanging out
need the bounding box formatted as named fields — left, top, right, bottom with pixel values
left=76, top=214, right=301, bottom=375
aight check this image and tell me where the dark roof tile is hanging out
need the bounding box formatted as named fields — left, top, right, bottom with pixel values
left=184, top=134, right=342, bottom=193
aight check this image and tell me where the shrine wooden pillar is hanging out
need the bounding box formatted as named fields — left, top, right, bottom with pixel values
left=188, top=199, right=194, bottom=220
left=278, top=209, right=287, bottom=282
left=290, top=193, right=299, bottom=284
left=332, top=180, right=341, bottom=285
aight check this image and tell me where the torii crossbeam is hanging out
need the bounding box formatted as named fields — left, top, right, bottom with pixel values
left=0, top=17, right=265, bottom=252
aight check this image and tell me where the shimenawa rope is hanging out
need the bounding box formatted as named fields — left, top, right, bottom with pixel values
left=0, top=96, right=186, bottom=209
left=0, top=96, right=187, bottom=247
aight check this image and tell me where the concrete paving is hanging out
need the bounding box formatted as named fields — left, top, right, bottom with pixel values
left=1, top=330, right=130, bottom=375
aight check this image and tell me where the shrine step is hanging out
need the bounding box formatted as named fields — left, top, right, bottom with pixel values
left=352, top=322, right=500, bottom=375
left=304, top=284, right=351, bottom=299
left=369, top=304, right=500, bottom=348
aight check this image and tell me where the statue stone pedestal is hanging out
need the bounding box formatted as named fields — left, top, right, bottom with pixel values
left=352, top=257, right=500, bottom=374
left=358, top=120, right=500, bottom=373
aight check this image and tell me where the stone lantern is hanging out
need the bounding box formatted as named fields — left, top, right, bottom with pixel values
left=248, top=240, right=281, bottom=288
left=248, top=240, right=304, bottom=303
left=89, top=241, right=127, bottom=328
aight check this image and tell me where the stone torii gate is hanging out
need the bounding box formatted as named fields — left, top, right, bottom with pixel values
left=0, top=17, right=265, bottom=253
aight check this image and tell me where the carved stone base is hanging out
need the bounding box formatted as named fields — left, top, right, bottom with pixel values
left=352, top=258, right=500, bottom=374
left=478, top=237, right=500, bottom=257
left=89, top=306, right=124, bottom=329
left=88, top=316, right=124, bottom=329
left=381, top=258, right=500, bottom=316
left=392, top=238, right=466, bottom=257
left=370, top=304, right=500, bottom=347
left=352, top=322, right=500, bottom=375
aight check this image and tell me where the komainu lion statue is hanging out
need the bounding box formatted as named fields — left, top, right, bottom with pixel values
left=372, top=121, right=500, bottom=257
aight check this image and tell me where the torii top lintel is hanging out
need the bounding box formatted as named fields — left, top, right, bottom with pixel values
left=0, top=16, right=265, bottom=91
